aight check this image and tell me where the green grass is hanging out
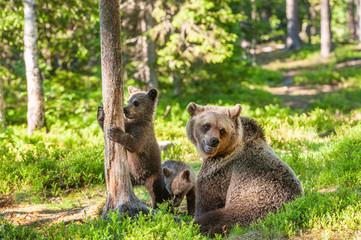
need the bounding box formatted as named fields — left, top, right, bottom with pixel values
left=1, top=43, right=361, bottom=239
left=0, top=206, right=211, bottom=240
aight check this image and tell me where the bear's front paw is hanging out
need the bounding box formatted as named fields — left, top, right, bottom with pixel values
left=97, top=106, right=104, bottom=121
left=107, top=126, right=125, bottom=143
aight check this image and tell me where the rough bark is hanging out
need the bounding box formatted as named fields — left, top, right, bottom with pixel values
left=285, top=0, right=301, bottom=50
left=0, top=77, right=5, bottom=127
left=349, top=0, right=356, bottom=41
left=23, top=0, right=46, bottom=135
left=320, top=0, right=333, bottom=58
left=99, top=0, right=149, bottom=218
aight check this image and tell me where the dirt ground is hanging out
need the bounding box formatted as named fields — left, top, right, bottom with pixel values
left=1, top=188, right=105, bottom=227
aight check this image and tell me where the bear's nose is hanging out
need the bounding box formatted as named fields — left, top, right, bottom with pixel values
left=123, top=107, right=128, bottom=114
left=209, top=137, right=219, bottom=147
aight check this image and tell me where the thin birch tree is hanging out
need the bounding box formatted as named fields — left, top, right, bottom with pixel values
left=320, top=0, right=333, bottom=57
left=23, top=0, right=46, bottom=135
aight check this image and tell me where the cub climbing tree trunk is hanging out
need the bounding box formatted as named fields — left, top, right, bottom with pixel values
left=99, top=0, right=149, bottom=218
left=23, top=0, right=46, bottom=136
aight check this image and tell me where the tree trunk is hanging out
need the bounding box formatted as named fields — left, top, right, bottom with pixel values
left=99, top=0, right=149, bottom=218
left=357, top=0, right=361, bottom=42
left=349, top=0, right=356, bottom=41
left=285, top=0, right=301, bottom=50
left=0, top=77, right=5, bottom=127
left=320, top=0, right=332, bottom=58
left=250, top=0, right=257, bottom=65
left=305, top=0, right=312, bottom=45
left=139, top=0, right=158, bottom=90
left=145, top=0, right=158, bottom=90
left=310, top=1, right=317, bottom=36
left=23, top=0, right=46, bottom=136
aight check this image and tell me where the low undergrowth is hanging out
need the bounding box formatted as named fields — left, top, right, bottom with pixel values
left=1, top=43, right=361, bottom=239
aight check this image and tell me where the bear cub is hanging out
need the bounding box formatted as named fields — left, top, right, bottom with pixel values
left=97, top=86, right=163, bottom=209
left=186, top=102, right=303, bottom=235
left=162, top=160, right=196, bottom=216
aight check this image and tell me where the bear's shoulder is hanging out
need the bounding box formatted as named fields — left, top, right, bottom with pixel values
left=239, top=116, right=265, bottom=142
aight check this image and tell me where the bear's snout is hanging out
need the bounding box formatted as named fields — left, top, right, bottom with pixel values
left=123, top=107, right=128, bottom=114
left=210, top=137, right=219, bottom=147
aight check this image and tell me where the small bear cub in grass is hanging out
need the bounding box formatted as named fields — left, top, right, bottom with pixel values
left=97, top=86, right=163, bottom=209
left=186, top=102, right=303, bottom=235
left=162, top=160, right=196, bottom=216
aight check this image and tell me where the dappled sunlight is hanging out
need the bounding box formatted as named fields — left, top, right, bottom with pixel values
left=2, top=0, right=361, bottom=237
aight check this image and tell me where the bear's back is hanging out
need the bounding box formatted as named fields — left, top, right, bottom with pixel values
left=227, top=116, right=303, bottom=206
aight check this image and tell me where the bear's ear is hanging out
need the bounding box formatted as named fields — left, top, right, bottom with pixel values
left=128, top=86, right=139, bottom=94
left=229, top=104, right=242, bottom=120
left=181, top=170, right=190, bottom=181
left=187, top=102, right=203, bottom=117
left=147, top=88, right=158, bottom=101
left=162, top=166, right=174, bottom=178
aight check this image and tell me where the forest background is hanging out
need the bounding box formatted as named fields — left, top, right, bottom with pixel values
left=1, top=0, right=361, bottom=239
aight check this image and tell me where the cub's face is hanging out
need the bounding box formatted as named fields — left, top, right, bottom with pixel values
left=123, top=86, right=158, bottom=119
left=186, top=103, right=242, bottom=159
left=163, top=167, right=193, bottom=207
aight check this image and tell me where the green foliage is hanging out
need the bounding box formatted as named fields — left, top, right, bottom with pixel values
left=0, top=126, right=104, bottom=197
left=156, top=0, right=244, bottom=70
left=0, top=206, right=209, bottom=239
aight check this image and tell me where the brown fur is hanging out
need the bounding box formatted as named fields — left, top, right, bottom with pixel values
left=162, top=160, right=196, bottom=216
left=186, top=102, right=303, bottom=235
left=97, top=86, right=163, bottom=208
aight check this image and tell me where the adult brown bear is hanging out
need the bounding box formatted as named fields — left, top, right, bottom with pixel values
left=186, top=102, right=303, bottom=235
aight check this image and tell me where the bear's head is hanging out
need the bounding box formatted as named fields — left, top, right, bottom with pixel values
left=123, top=86, right=158, bottom=120
left=162, top=166, right=194, bottom=207
left=186, top=102, right=242, bottom=159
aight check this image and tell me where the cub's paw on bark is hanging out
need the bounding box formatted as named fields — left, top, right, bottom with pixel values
left=107, top=126, right=125, bottom=142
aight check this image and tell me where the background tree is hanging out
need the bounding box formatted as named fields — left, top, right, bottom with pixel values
left=121, top=0, right=158, bottom=90
left=23, top=0, right=46, bottom=135
left=0, top=77, right=5, bottom=127
left=320, top=0, right=332, bottom=57
left=154, top=0, right=244, bottom=94
left=285, top=0, right=301, bottom=50
left=99, top=0, right=149, bottom=217
left=357, top=0, right=361, bottom=42
left=348, top=0, right=356, bottom=40
left=142, top=0, right=158, bottom=89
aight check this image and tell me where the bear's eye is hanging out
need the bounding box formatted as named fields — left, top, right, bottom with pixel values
left=202, top=124, right=211, bottom=132
left=220, top=129, right=226, bottom=136
left=133, top=101, right=139, bottom=107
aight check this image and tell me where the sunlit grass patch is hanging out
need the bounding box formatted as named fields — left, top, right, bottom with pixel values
left=0, top=205, right=208, bottom=240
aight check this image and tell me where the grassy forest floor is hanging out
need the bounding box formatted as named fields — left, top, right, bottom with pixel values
left=1, top=43, right=361, bottom=239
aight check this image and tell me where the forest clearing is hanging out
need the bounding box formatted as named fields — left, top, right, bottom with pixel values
left=1, top=0, right=361, bottom=239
